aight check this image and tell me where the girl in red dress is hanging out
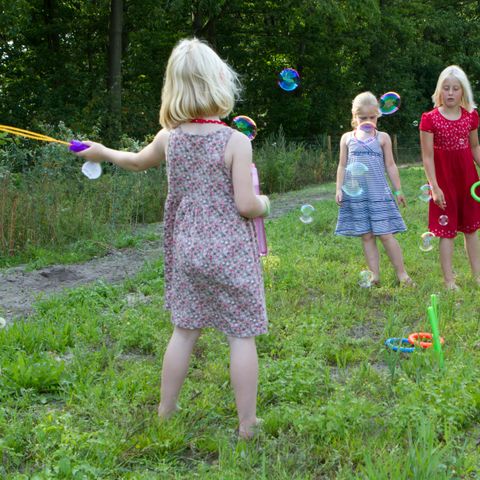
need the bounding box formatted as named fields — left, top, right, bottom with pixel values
left=420, top=65, right=480, bottom=290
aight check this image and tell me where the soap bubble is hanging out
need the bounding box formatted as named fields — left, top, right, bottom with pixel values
left=420, top=232, right=435, bottom=252
left=438, top=215, right=449, bottom=226
left=358, top=270, right=374, bottom=288
left=379, top=92, right=401, bottom=115
left=278, top=68, right=300, bottom=91
left=300, top=215, right=313, bottom=224
left=0, top=317, right=6, bottom=329
left=299, top=204, right=314, bottom=224
left=81, top=161, right=102, bottom=180
left=418, top=184, right=432, bottom=202
left=232, top=115, right=257, bottom=140
left=300, top=204, right=315, bottom=216
left=384, top=186, right=393, bottom=201
left=412, top=120, right=419, bottom=127
left=346, top=162, right=369, bottom=177
left=342, top=180, right=364, bottom=197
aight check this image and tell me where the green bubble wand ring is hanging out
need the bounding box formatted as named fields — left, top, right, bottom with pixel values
left=471, top=181, right=480, bottom=203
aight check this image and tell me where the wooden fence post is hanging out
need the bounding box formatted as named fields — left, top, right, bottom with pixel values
left=392, top=134, right=398, bottom=162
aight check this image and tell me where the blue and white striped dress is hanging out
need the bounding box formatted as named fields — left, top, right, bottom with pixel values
left=335, top=132, right=406, bottom=237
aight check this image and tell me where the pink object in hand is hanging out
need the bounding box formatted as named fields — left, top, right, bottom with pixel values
left=251, top=163, right=268, bottom=256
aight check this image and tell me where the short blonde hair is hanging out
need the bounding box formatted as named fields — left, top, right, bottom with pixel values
left=432, top=65, right=476, bottom=112
left=159, top=38, right=241, bottom=129
left=351, top=91, right=380, bottom=127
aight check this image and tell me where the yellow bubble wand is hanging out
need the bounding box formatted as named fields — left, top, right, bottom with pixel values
left=0, top=124, right=88, bottom=151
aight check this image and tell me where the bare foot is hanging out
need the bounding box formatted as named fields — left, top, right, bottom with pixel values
left=399, top=276, right=416, bottom=287
left=445, top=281, right=460, bottom=291
left=157, top=403, right=181, bottom=420
left=238, top=418, right=263, bottom=440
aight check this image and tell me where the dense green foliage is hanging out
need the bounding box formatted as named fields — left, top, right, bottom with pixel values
left=1, top=168, right=480, bottom=478
left=1, top=1, right=479, bottom=145
left=0, top=128, right=345, bottom=263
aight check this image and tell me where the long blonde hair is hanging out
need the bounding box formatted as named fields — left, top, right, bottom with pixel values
left=432, top=65, right=476, bottom=112
left=351, top=91, right=380, bottom=128
left=159, top=38, right=241, bottom=129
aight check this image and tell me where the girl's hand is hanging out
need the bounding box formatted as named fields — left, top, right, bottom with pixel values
left=396, top=194, right=407, bottom=207
left=72, top=141, right=107, bottom=162
left=335, top=190, right=343, bottom=206
left=431, top=186, right=447, bottom=210
left=259, top=195, right=271, bottom=217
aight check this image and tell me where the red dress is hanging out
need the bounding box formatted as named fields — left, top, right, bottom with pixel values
left=419, top=107, right=480, bottom=238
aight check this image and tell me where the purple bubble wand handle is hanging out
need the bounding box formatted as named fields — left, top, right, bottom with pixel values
left=69, top=140, right=90, bottom=152
left=251, top=164, right=268, bottom=256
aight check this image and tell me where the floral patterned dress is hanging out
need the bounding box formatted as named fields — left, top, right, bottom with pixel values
left=419, top=107, right=480, bottom=238
left=163, top=126, right=267, bottom=337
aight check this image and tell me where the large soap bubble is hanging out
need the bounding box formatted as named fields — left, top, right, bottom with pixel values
left=232, top=115, right=257, bottom=140
left=278, top=68, right=300, bottom=91
left=379, top=92, right=401, bottom=115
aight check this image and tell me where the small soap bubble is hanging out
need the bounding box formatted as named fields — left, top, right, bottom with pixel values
left=358, top=270, right=374, bottom=288
left=342, top=180, right=364, bottom=197
left=299, top=215, right=313, bottom=224
left=418, top=184, right=432, bottom=202
left=278, top=68, right=300, bottom=91
left=412, top=120, right=419, bottom=127
left=438, top=215, right=449, bottom=226
left=420, top=232, right=435, bottom=252
left=81, top=161, right=102, bottom=180
left=346, top=162, right=369, bottom=177
left=232, top=115, right=257, bottom=140
left=0, top=317, right=6, bottom=329
left=379, top=92, right=401, bottom=115
left=300, top=204, right=315, bottom=216
left=299, top=204, right=314, bottom=224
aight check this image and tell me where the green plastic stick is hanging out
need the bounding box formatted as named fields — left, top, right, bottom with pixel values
left=427, top=305, right=444, bottom=368
left=430, top=294, right=439, bottom=322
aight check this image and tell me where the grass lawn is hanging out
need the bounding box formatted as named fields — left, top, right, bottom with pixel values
left=1, top=166, right=480, bottom=479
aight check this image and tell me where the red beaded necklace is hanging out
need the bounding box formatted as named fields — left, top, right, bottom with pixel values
left=190, top=118, right=228, bottom=126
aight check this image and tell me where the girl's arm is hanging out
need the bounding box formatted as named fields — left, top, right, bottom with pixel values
left=74, top=129, right=169, bottom=171
left=470, top=128, right=480, bottom=167
left=335, top=133, right=348, bottom=206
left=420, top=130, right=446, bottom=209
left=230, top=131, right=268, bottom=218
left=380, top=132, right=406, bottom=207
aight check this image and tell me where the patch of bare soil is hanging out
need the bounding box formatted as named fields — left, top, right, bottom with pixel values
left=0, top=188, right=334, bottom=323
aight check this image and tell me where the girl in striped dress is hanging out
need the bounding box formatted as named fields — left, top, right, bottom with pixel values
left=335, top=92, right=413, bottom=286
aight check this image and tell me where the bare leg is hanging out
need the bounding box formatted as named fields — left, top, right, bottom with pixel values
left=361, top=232, right=380, bottom=282
left=228, top=336, right=259, bottom=439
left=439, top=237, right=456, bottom=289
left=158, top=326, right=201, bottom=419
left=464, top=232, right=480, bottom=282
left=378, top=234, right=410, bottom=283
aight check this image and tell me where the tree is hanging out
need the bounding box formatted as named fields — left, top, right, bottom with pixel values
left=107, top=0, right=123, bottom=143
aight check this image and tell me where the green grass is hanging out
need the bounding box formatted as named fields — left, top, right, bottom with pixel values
left=1, top=166, right=480, bottom=479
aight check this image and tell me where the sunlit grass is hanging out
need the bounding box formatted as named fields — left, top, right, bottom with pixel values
left=1, top=166, right=479, bottom=478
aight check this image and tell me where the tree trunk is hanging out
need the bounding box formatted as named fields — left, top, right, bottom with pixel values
left=107, top=0, right=123, bottom=143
